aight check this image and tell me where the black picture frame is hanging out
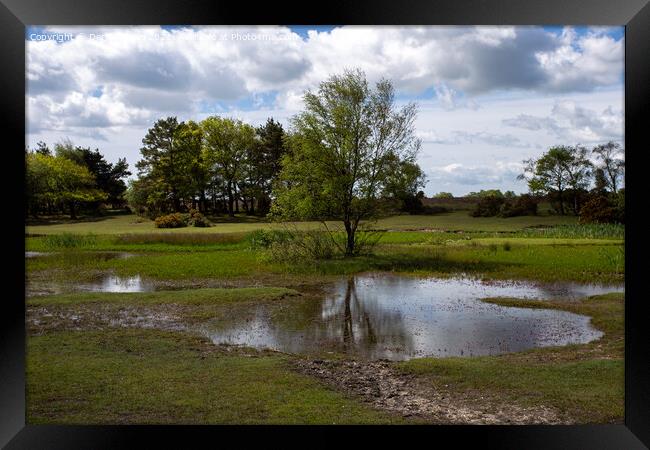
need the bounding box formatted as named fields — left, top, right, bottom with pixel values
left=2, top=1, right=648, bottom=448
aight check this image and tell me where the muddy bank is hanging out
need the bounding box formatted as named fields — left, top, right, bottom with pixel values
left=292, top=358, right=568, bottom=424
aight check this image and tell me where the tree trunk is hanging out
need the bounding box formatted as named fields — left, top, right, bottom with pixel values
left=172, top=192, right=181, bottom=213
left=344, top=219, right=355, bottom=256
left=227, top=183, right=234, bottom=217
left=199, top=191, right=207, bottom=213
left=69, top=201, right=77, bottom=219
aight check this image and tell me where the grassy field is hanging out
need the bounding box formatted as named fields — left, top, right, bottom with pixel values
left=25, top=212, right=625, bottom=424
left=26, top=210, right=580, bottom=235
left=27, top=329, right=403, bottom=424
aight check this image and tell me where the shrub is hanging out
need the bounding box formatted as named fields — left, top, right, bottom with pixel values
left=470, top=195, right=505, bottom=217
left=248, top=229, right=294, bottom=249
left=615, top=189, right=625, bottom=224
left=499, top=194, right=539, bottom=217
left=420, top=205, right=450, bottom=215
left=579, top=195, right=618, bottom=224
left=154, top=213, right=188, bottom=228
left=187, top=209, right=211, bottom=227
left=351, top=229, right=385, bottom=256
left=265, top=229, right=339, bottom=262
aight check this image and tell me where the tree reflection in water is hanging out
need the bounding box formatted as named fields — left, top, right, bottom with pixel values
left=202, top=274, right=614, bottom=360
left=298, top=276, right=414, bottom=359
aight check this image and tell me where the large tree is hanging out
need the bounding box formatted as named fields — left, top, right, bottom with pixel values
left=26, top=152, right=106, bottom=218
left=54, top=141, right=131, bottom=207
left=201, top=116, right=256, bottom=216
left=247, top=118, right=287, bottom=214
left=271, top=69, right=421, bottom=256
left=175, top=120, right=209, bottom=212
left=592, top=141, right=624, bottom=193
left=136, top=117, right=188, bottom=212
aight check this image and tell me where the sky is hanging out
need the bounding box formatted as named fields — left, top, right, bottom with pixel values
left=25, top=25, right=624, bottom=196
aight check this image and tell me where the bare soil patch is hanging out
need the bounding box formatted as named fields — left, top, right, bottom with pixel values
left=292, top=358, right=567, bottom=424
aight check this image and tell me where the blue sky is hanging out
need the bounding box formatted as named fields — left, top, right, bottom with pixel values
left=25, top=25, right=624, bottom=195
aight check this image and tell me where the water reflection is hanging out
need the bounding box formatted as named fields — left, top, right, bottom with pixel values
left=203, top=274, right=622, bottom=360
left=29, top=274, right=156, bottom=296
left=25, top=251, right=135, bottom=260
left=78, top=275, right=155, bottom=293
left=25, top=251, right=50, bottom=258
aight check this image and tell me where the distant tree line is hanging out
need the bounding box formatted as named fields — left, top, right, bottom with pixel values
left=426, top=141, right=624, bottom=224
left=26, top=140, right=131, bottom=218
left=466, top=190, right=539, bottom=218
left=519, top=142, right=624, bottom=223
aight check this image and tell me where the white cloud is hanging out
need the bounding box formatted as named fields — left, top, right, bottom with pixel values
left=27, top=25, right=623, bottom=134
left=427, top=161, right=524, bottom=191
left=25, top=25, right=624, bottom=195
left=535, top=28, right=623, bottom=92
left=502, top=100, right=623, bottom=144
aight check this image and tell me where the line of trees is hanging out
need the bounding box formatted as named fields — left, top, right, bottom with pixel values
left=126, top=69, right=427, bottom=256
left=519, top=142, right=624, bottom=222
left=127, top=117, right=288, bottom=218
left=25, top=140, right=131, bottom=218
left=428, top=142, right=624, bottom=223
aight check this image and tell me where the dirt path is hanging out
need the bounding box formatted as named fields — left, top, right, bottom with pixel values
left=292, top=358, right=568, bottom=424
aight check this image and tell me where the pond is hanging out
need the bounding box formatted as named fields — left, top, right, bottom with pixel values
left=201, top=273, right=623, bottom=360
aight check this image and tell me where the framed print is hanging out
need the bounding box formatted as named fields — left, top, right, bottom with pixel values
left=1, top=0, right=648, bottom=448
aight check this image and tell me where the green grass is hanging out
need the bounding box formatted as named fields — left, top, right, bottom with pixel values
left=513, top=223, right=624, bottom=239
left=27, top=237, right=624, bottom=284
left=398, top=293, right=624, bottom=423
left=27, top=232, right=251, bottom=253
left=27, top=328, right=402, bottom=424
left=26, top=211, right=579, bottom=236
left=400, top=357, right=622, bottom=423
left=373, top=211, right=579, bottom=232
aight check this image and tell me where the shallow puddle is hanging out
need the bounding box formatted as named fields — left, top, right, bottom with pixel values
left=28, top=273, right=156, bottom=295
left=26, top=251, right=51, bottom=258
left=77, top=275, right=156, bottom=293
left=202, top=273, right=622, bottom=360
